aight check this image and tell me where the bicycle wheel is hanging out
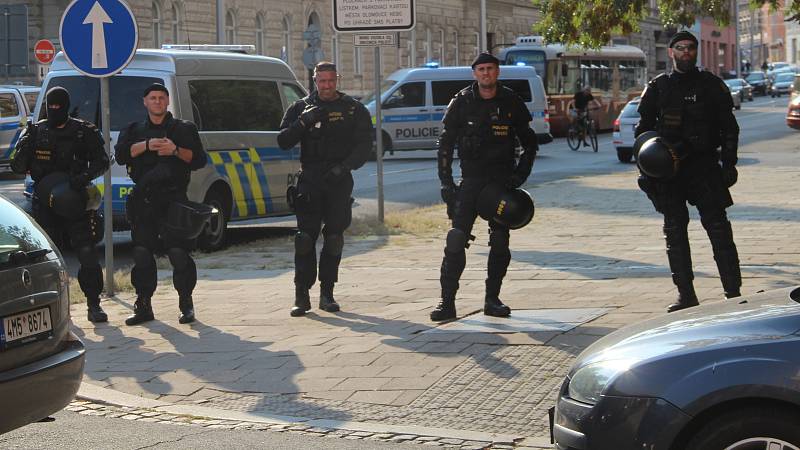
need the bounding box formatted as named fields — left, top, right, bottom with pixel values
left=588, top=121, right=599, bottom=152
left=567, top=126, right=580, bottom=151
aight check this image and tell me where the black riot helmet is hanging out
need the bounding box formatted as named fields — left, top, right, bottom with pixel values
left=633, top=131, right=659, bottom=159
left=34, top=172, right=87, bottom=220
left=637, top=137, right=680, bottom=179
left=477, top=182, right=535, bottom=230
left=163, top=200, right=218, bottom=240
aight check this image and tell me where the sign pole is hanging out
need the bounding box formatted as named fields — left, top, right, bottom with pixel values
left=101, top=77, right=114, bottom=296
left=374, top=46, right=384, bottom=223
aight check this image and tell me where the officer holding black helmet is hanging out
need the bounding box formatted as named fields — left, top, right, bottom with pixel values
left=431, top=52, right=539, bottom=322
left=635, top=30, right=742, bottom=313
left=277, top=62, right=372, bottom=317
left=115, top=83, right=207, bottom=325
left=11, top=86, right=110, bottom=322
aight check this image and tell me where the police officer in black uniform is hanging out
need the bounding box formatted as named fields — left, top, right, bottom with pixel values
left=11, top=87, right=110, bottom=322
left=635, top=31, right=742, bottom=312
left=277, top=62, right=372, bottom=317
left=431, top=53, right=539, bottom=322
left=115, top=83, right=207, bottom=325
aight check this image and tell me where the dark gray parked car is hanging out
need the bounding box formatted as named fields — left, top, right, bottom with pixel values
left=552, top=286, right=800, bottom=450
left=0, top=194, right=85, bottom=434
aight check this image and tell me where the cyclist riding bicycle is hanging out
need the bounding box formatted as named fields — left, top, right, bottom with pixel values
left=568, top=86, right=602, bottom=147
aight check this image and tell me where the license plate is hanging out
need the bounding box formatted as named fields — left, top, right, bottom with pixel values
left=1, top=307, right=53, bottom=349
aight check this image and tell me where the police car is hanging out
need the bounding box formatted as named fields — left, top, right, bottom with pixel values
left=25, top=45, right=304, bottom=251
left=362, top=64, right=552, bottom=154
left=1, top=85, right=40, bottom=171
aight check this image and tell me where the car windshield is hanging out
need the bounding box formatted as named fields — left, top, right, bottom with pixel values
left=725, top=79, right=742, bottom=87
left=746, top=73, right=765, bottom=82
left=362, top=79, right=398, bottom=106
left=0, top=196, right=53, bottom=270
left=776, top=73, right=795, bottom=82
left=620, top=101, right=640, bottom=118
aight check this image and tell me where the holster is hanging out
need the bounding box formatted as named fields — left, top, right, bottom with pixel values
left=446, top=185, right=461, bottom=220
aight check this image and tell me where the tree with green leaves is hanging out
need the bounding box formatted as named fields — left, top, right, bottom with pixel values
left=533, top=0, right=793, bottom=48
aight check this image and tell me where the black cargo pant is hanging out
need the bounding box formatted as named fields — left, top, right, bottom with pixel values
left=293, top=167, right=353, bottom=289
left=127, top=188, right=197, bottom=300
left=33, top=199, right=104, bottom=300
left=440, top=174, right=512, bottom=298
left=642, top=156, right=741, bottom=296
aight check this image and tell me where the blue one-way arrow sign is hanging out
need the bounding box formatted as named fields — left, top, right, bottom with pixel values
left=59, top=0, right=138, bottom=77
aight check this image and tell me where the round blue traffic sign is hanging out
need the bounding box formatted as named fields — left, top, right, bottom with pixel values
left=59, top=0, right=138, bottom=77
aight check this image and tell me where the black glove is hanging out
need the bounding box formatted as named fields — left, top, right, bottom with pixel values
left=440, top=182, right=458, bottom=204
left=324, top=163, right=350, bottom=184
left=508, top=172, right=528, bottom=189
left=299, top=105, right=327, bottom=128
left=722, top=165, right=738, bottom=187
left=69, top=172, right=90, bottom=190
left=637, top=174, right=655, bottom=194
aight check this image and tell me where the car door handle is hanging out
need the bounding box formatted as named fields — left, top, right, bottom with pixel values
left=419, top=109, right=428, bottom=112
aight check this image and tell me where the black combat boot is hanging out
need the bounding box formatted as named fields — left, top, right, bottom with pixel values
left=86, top=297, right=108, bottom=323
left=178, top=296, right=195, bottom=324
left=484, top=280, right=511, bottom=317
left=290, top=285, right=311, bottom=317
left=319, top=283, right=340, bottom=313
left=666, top=284, right=700, bottom=313
left=430, top=292, right=456, bottom=322
left=125, top=297, right=154, bottom=325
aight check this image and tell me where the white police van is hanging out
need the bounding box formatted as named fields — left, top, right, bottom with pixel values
left=26, top=45, right=304, bottom=251
left=363, top=64, right=552, bottom=154
left=1, top=85, right=39, bottom=171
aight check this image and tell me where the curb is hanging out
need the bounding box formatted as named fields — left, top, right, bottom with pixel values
left=77, top=383, right=551, bottom=448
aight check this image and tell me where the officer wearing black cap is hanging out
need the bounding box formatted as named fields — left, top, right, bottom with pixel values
left=115, top=83, right=207, bottom=325
left=635, top=30, right=742, bottom=313
left=277, top=61, right=372, bottom=317
left=11, top=86, right=110, bottom=322
left=431, top=52, right=539, bottom=322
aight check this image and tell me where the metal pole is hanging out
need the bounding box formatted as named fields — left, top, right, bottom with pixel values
left=100, top=77, right=114, bottom=296
left=216, top=0, right=224, bottom=44
left=479, top=0, right=487, bottom=52
left=374, top=46, right=384, bottom=223
left=4, top=8, right=10, bottom=82
left=410, top=29, right=417, bottom=66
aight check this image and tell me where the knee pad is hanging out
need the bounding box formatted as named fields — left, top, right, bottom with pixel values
left=76, top=245, right=99, bottom=267
left=132, top=245, right=155, bottom=268
left=445, top=228, right=468, bottom=253
left=295, top=232, right=314, bottom=255
left=488, top=229, right=510, bottom=249
left=167, top=247, right=191, bottom=271
left=322, top=233, right=344, bottom=256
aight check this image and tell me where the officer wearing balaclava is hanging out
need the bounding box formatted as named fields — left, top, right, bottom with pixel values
left=11, top=86, right=110, bottom=322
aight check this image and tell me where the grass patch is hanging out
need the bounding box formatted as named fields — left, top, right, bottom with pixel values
left=348, top=205, right=448, bottom=237
left=69, top=268, right=135, bottom=304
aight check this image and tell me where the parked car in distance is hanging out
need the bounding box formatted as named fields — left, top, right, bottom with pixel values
left=0, top=194, right=85, bottom=435
left=770, top=71, right=795, bottom=97
left=745, top=71, right=768, bottom=95
left=612, top=98, right=639, bottom=163
left=552, top=286, right=800, bottom=450
left=724, top=78, right=753, bottom=102
left=786, top=93, right=800, bottom=129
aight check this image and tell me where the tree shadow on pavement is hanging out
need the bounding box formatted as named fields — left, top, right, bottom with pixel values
left=307, top=310, right=522, bottom=379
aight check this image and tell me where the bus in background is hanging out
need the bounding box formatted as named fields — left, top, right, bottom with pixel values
left=497, top=36, right=647, bottom=137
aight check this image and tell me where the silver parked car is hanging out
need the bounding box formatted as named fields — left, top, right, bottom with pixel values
left=724, top=78, right=753, bottom=102
left=612, top=97, right=640, bottom=163
left=0, top=194, right=85, bottom=434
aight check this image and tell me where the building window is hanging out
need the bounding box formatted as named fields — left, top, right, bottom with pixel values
left=256, top=14, right=266, bottom=55
left=170, top=3, right=181, bottom=44
left=152, top=1, right=162, bottom=47
left=282, top=17, right=291, bottom=63
left=225, top=10, right=236, bottom=44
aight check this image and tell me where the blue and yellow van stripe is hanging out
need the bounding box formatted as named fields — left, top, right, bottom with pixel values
left=1, top=123, right=22, bottom=160
left=209, top=147, right=289, bottom=219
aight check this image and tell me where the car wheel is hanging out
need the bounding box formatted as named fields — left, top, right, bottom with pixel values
left=197, top=188, right=230, bottom=252
left=684, top=406, right=800, bottom=450
left=616, top=148, right=633, bottom=163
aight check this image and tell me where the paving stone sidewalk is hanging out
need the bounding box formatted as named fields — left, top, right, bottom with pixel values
left=71, top=160, right=800, bottom=446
